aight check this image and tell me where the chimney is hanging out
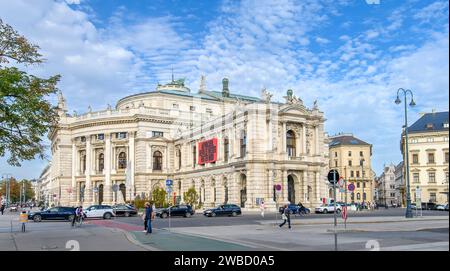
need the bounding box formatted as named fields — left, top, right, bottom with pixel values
left=222, top=78, right=230, bottom=97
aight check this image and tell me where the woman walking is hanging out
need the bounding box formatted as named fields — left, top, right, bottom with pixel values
left=144, top=202, right=154, bottom=235
left=279, top=204, right=291, bottom=229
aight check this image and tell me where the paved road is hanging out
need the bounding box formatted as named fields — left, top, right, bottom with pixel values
left=114, top=208, right=449, bottom=229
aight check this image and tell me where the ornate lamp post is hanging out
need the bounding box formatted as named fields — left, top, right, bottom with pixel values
left=395, top=88, right=416, bottom=218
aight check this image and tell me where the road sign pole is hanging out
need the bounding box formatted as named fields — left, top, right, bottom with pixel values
left=333, top=171, right=338, bottom=251
left=344, top=178, right=347, bottom=229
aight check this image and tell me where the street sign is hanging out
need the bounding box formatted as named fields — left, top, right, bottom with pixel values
left=275, top=184, right=282, bottom=195
left=342, top=205, right=348, bottom=220
left=166, top=179, right=173, bottom=186
left=348, top=183, right=355, bottom=192
left=112, top=184, right=118, bottom=192
left=327, top=170, right=339, bottom=184
left=338, top=178, right=345, bottom=187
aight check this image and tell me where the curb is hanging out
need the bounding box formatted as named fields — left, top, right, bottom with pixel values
left=258, top=217, right=448, bottom=226
left=108, top=227, right=160, bottom=251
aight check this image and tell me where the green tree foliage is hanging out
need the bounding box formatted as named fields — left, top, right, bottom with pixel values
left=183, top=187, right=198, bottom=207
left=0, top=19, right=60, bottom=166
left=0, top=178, right=34, bottom=202
left=151, top=187, right=167, bottom=208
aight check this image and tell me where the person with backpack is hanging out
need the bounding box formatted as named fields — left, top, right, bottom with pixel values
left=279, top=204, right=291, bottom=229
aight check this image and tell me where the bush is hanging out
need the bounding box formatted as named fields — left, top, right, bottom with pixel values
left=152, top=187, right=167, bottom=208
left=183, top=187, right=198, bottom=207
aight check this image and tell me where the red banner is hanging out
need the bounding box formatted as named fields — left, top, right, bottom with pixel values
left=198, top=138, right=218, bottom=164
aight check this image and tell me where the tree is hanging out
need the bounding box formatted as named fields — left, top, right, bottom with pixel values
left=0, top=19, right=60, bottom=166
left=0, top=178, right=33, bottom=202
left=151, top=187, right=167, bottom=208
left=183, top=187, right=198, bottom=207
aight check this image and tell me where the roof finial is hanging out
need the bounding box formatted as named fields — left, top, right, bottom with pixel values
left=171, top=67, right=174, bottom=82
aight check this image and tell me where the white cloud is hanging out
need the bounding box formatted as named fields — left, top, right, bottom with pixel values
left=316, top=37, right=330, bottom=45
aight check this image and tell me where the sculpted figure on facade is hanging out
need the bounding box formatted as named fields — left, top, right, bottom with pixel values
left=261, top=88, right=272, bottom=103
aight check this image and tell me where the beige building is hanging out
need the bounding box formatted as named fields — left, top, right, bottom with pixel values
left=47, top=77, right=329, bottom=210
left=328, top=134, right=375, bottom=204
left=401, top=111, right=449, bottom=205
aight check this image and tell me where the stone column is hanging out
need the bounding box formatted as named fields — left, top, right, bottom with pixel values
left=315, top=126, right=319, bottom=155
left=282, top=122, right=286, bottom=155
left=71, top=142, right=76, bottom=204
left=85, top=136, right=92, bottom=204
left=104, top=133, right=112, bottom=204
left=129, top=132, right=135, bottom=200
left=302, top=124, right=307, bottom=154
left=315, top=171, right=321, bottom=204
left=282, top=170, right=288, bottom=203
left=303, top=171, right=308, bottom=203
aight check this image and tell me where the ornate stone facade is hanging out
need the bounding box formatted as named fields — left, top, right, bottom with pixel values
left=46, top=78, right=329, bottom=210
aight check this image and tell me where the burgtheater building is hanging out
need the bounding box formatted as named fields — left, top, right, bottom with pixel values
left=48, top=77, right=329, bottom=210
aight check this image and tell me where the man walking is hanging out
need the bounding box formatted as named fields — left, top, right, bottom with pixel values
left=0, top=203, right=5, bottom=215
left=144, top=202, right=154, bottom=235
left=279, top=204, right=291, bottom=229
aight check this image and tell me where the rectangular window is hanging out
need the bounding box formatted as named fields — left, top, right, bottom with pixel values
left=348, top=151, right=352, bottom=157
left=240, top=132, right=246, bottom=158
left=429, top=193, right=437, bottom=203
left=428, top=153, right=435, bottom=164
left=206, top=108, right=212, bottom=114
left=335, top=160, right=338, bottom=167
left=348, top=160, right=352, bottom=166
left=357, top=182, right=360, bottom=188
left=356, top=171, right=360, bottom=178
left=351, top=171, right=354, bottom=178
left=413, top=173, right=420, bottom=183
left=445, top=152, right=449, bottom=163
left=173, top=103, right=179, bottom=109
left=152, top=131, right=164, bottom=138
left=428, top=172, right=436, bottom=183
left=335, top=152, right=337, bottom=157
left=224, top=138, right=229, bottom=163
left=446, top=172, right=449, bottom=183
left=116, top=132, right=127, bottom=139
left=97, top=134, right=104, bottom=140
left=412, top=154, right=419, bottom=164
left=360, top=151, right=363, bottom=157
left=80, top=136, right=86, bottom=142
left=190, top=106, right=196, bottom=111
left=192, top=145, right=197, bottom=167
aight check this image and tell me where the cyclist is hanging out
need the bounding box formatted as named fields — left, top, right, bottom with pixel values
left=72, top=206, right=84, bottom=227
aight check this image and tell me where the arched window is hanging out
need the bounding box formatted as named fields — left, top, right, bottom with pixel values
left=286, top=130, right=296, bottom=157
left=240, top=131, right=246, bottom=158
left=118, top=152, right=127, bottom=169
left=153, top=151, right=162, bottom=170
left=98, top=153, right=104, bottom=172
left=224, top=137, right=229, bottom=162
left=357, top=193, right=361, bottom=200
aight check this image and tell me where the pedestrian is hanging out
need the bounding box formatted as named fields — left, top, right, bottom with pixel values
left=279, top=204, right=291, bottom=229
left=144, top=202, right=154, bottom=235
left=20, top=210, right=28, bottom=232
left=260, top=200, right=265, bottom=218
left=0, top=204, right=5, bottom=215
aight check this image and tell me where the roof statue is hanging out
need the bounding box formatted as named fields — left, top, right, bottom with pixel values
left=199, top=75, right=206, bottom=93
left=57, top=90, right=67, bottom=112
left=261, top=88, right=272, bottom=103
left=313, top=100, right=318, bottom=110
left=87, top=105, right=92, bottom=113
left=107, top=104, right=112, bottom=110
left=284, top=89, right=303, bottom=105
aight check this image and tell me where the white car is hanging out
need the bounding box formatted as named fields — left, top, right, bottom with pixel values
left=315, top=204, right=342, bottom=214
left=84, top=205, right=115, bottom=219
left=435, top=204, right=446, bottom=211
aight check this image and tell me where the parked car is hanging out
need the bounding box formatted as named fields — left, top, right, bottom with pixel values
left=84, top=205, right=115, bottom=219
left=279, top=204, right=310, bottom=215
left=113, top=204, right=138, bottom=217
left=445, top=204, right=449, bottom=211
left=203, top=204, right=242, bottom=217
left=156, top=205, right=195, bottom=218
left=9, top=204, right=18, bottom=212
left=315, top=204, right=342, bottom=214
left=411, top=203, right=417, bottom=210
left=28, top=206, right=76, bottom=222
left=435, top=204, right=446, bottom=211
left=421, top=202, right=438, bottom=210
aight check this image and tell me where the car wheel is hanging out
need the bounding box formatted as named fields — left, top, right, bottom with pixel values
left=103, top=212, right=112, bottom=219
left=68, top=215, right=75, bottom=221
left=336, top=209, right=341, bottom=214
left=161, top=213, right=168, bottom=219
left=323, top=209, right=328, bottom=214
left=289, top=210, right=293, bottom=215
left=33, top=215, right=42, bottom=222
left=185, top=212, right=191, bottom=218
left=211, top=212, right=216, bottom=217
left=124, top=212, right=130, bottom=217
left=232, top=211, right=237, bottom=217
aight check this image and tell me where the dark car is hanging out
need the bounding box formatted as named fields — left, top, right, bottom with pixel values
left=113, top=204, right=138, bottom=217
left=203, top=204, right=242, bottom=217
left=279, top=204, right=310, bottom=215
left=421, top=202, right=438, bottom=210
left=157, top=205, right=195, bottom=218
left=28, top=206, right=76, bottom=222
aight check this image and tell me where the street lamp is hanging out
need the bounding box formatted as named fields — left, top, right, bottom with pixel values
left=395, top=88, right=416, bottom=218
left=360, top=158, right=365, bottom=209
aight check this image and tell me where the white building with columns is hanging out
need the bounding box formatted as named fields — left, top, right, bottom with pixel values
left=47, top=77, right=329, bottom=210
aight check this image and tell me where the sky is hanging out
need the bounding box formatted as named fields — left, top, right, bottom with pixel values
left=0, top=0, right=448, bottom=180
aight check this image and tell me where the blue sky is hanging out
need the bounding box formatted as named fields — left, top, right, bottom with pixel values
left=0, top=0, right=448, bottom=180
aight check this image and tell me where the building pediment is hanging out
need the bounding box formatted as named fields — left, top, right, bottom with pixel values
left=279, top=104, right=310, bottom=115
